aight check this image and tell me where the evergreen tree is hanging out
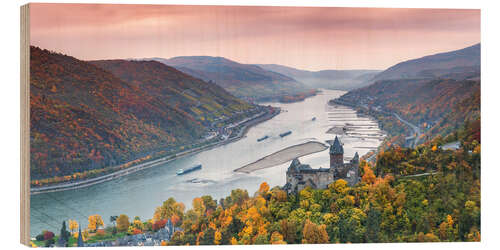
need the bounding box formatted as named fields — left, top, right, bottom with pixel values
left=77, top=227, right=84, bottom=247
left=58, top=221, right=70, bottom=246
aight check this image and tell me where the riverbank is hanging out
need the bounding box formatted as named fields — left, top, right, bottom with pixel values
left=328, top=99, right=387, bottom=162
left=331, top=98, right=420, bottom=148
left=233, top=141, right=328, bottom=173
left=31, top=108, right=281, bottom=195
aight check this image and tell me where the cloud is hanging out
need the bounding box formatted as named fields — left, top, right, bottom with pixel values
left=29, top=3, right=480, bottom=70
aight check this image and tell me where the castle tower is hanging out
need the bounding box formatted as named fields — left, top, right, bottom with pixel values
left=350, top=152, right=360, bottom=185
left=351, top=152, right=359, bottom=164
left=330, top=136, right=344, bottom=168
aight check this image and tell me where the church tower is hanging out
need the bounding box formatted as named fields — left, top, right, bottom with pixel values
left=330, top=136, right=344, bottom=169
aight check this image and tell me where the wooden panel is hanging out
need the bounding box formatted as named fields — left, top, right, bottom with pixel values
left=20, top=3, right=30, bottom=246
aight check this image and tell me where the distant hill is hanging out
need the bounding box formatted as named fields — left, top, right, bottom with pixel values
left=258, top=63, right=380, bottom=90
left=30, top=47, right=254, bottom=180
left=372, top=43, right=480, bottom=82
left=142, top=56, right=311, bottom=101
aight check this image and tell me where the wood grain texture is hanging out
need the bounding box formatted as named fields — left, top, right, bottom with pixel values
left=20, top=3, right=30, bottom=246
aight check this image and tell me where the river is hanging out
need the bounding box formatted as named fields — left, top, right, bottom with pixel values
left=30, top=89, right=384, bottom=236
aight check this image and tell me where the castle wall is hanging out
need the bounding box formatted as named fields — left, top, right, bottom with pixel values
left=284, top=137, right=359, bottom=194
left=342, top=163, right=359, bottom=186
left=286, top=170, right=334, bottom=193
left=317, top=172, right=334, bottom=189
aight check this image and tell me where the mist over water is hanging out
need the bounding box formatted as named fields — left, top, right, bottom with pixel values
left=30, top=89, right=384, bottom=236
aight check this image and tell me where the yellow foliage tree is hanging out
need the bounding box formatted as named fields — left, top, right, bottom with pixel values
left=362, top=164, right=376, bottom=184
left=270, top=231, right=286, bottom=244
left=68, top=219, right=78, bottom=233
left=271, top=189, right=287, bottom=202
left=214, top=230, right=222, bottom=245
left=446, top=215, right=454, bottom=226
left=192, top=197, right=206, bottom=218
left=330, top=179, right=348, bottom=194
left=133, top=219, right=144, bottom=230
left=230, top=237, right=238, bottom=245
left=417, top=232, right=439, bottom=242
left=258, top=182, right=270, bottom=196
left=87, top=214, right=104, bottom=232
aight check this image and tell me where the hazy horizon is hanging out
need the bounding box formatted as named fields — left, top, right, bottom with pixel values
left=30, top=4, right=480, bottom=71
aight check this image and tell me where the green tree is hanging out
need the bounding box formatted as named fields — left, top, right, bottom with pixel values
left=366, top=207, right=381, bottom=242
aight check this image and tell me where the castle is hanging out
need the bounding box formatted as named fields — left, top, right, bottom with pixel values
left=283, top=136, right=360, bottom=194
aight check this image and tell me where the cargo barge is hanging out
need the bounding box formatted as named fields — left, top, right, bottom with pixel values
left=279, top=131, right=292, bottom=137
left=176, top=164, right=202, bottom=175
left=257, top=135, right=269, bottom=142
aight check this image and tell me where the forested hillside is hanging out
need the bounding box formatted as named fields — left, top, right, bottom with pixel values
left=335, top=77, right=479, bottom=146
left=30, top=47, right=254, bottom=181
left=146, top=56, right=312, bottom=101
left=423, top=90, right=480, bottom=143
left=341, top=78, right=479, bottom=124
left=90, top=59, right=254, bottom=128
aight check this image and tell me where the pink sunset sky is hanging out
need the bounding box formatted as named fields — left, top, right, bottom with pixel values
left=30, top=3, right=480, bottom=71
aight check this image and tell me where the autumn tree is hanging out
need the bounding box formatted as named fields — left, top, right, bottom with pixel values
left=257, top=182, right=271, bottom=200
left=214, top=230, right=222, bottom=245
left=362, top=164, right=376, bottom=184
left=201, top=195, right=217, bottom=212
left=192, top=197, right=206, bottom=218
left=116, top=214, right=130, bottom=232
left=153, top=198, right=185, bottom=223
left=68, top=219, right=78, bottom=233
left=280, top=219, right=298, bottom=243
left=270, top=231, right=286, bottom=244
left=87, top=214, right=104, bottom=232
left=226, top=189, right=249, bottom=206
left=302, top=219, right=329, bottom=244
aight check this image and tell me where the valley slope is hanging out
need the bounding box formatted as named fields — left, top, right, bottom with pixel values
left=333, top=44, right=480, bottom=146
left=30, top=47, right=256, bottom=182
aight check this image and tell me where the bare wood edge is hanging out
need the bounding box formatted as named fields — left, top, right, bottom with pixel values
left=20, top=3, right=30, bottom=246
